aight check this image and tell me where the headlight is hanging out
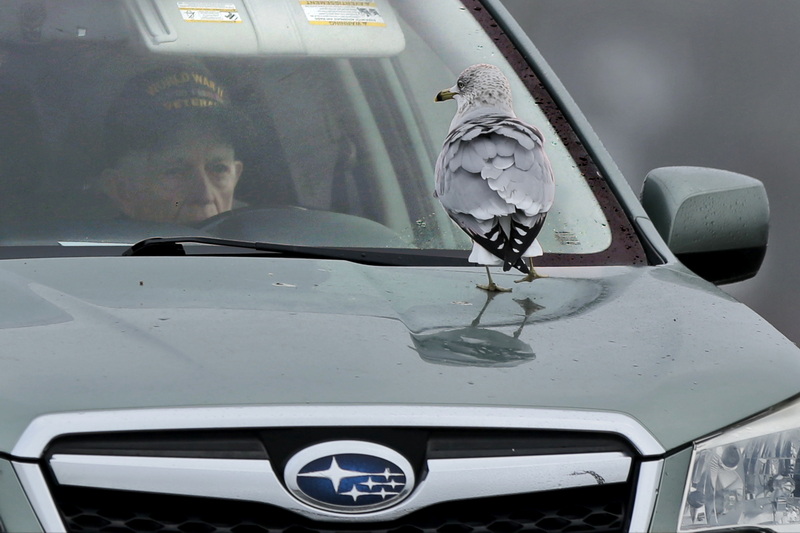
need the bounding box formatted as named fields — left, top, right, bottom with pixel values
left=680, top=398, right=800, bottom=531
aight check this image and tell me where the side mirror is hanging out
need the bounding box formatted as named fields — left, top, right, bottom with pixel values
left=641, top=167, right=769, bottom=285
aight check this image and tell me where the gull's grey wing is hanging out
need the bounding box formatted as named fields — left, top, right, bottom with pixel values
left=434, top=115, right=555, bottom=272
left=435, top=115, right=555, bottom=232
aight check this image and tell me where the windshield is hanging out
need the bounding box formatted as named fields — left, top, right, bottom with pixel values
left=0, top=0, right=644, bottom=264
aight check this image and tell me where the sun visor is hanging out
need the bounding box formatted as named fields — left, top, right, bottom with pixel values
left=0, top=0, right=130, bottom=44
left=127, top=0, right=406, bottom=56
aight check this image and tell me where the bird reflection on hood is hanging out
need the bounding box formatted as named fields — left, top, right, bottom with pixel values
left=410, top=292, right=541, bottom=367
left=406, top=276, right=607, bottom=368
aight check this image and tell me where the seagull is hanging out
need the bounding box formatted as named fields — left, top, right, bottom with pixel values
left=434, top=64, right=555, bottom=292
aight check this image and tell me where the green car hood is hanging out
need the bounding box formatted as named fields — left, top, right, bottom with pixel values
left=1, top=256, right=798, bottom=454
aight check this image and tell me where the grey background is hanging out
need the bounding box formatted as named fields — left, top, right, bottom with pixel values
left=500, top=0, right=799, bottom=344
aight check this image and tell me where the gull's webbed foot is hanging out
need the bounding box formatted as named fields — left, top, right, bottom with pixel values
left=478, top=267, right=512, bottom=292
left=514, top=259, right=547, bottom=284
left=477, top=281, right=512, bottom=293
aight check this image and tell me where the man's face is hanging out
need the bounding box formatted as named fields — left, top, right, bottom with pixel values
left=104, top=127, right=243, bottom=224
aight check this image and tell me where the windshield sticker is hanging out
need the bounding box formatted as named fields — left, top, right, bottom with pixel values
left=554, top=231, right=581, bottom=246
left=300, top=1, right=386, bottom=27
left=177, top=2, right=242, bottom=23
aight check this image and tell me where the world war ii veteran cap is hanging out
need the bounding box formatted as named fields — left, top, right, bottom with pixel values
left=104, top=63, right=241, bottom=166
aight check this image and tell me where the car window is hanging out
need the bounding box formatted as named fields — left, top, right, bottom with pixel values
left=0, top=0, right=644, bottom=265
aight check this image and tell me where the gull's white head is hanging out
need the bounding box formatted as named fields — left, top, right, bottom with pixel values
left=436, top=64, right=515, bottom=126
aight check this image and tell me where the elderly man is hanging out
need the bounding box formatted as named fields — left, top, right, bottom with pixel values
left=101, top=64, right=245, bottom=224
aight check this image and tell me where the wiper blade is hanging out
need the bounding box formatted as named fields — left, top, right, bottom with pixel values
left=122, top=236, right=470, bottom=267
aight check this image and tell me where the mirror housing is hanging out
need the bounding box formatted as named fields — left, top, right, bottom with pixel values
left=641, top=166, right=769, bottom=285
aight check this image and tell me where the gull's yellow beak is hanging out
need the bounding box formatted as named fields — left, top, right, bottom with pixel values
left=435, top=89, right=457, bottom=102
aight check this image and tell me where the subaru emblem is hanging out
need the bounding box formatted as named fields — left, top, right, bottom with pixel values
left=284, top=440, right=415, bottom=513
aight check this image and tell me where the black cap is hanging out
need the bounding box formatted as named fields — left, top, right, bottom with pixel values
left=104, top=64, right=243, bottom=166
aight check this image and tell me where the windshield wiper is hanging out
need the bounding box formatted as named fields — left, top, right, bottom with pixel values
left=122, top=236, right=470, bottom=267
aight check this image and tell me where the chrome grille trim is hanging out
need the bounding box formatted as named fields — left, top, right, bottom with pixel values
left=49, top=452, right=632, bottom=522
left=13, top=404, right=664, bottom=457
left=51, top=455, right=277, bottom=504
left=12, top=462, right=66, bottom=533
left=13, top=405, right=662, bottom=530
left=629, top=460, right=663, bottom=533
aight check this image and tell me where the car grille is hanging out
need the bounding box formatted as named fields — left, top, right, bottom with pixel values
left=43, top=427, right=637, bottom=533
left=53, top=484, right=628, bottom=533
